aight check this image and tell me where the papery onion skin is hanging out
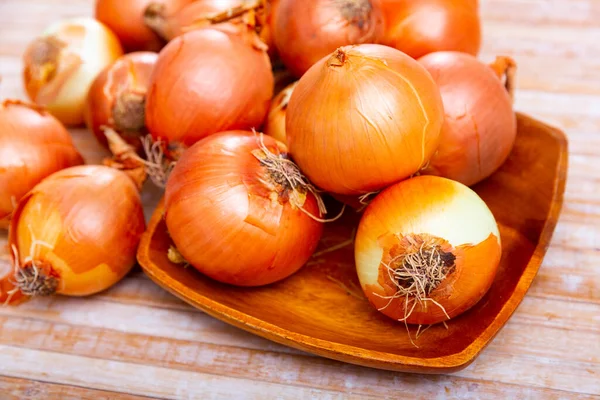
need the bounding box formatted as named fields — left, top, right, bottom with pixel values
left=264, top=81, right=297, bottom=145
left=85, top=51, right=158, bottom=150
left=164, top=131, right=323, bottom=286
left=274, top=0, right=385, bottom=77
left=95, top=0, right=175, bottom=51
left=287, top=44, right=444, bottom=195
left=381, top=0, right=481, bottom=59
left=5, top=165, right=145, bottom=301
left=0, top=100, right=83, bottom=228
left=355, top=176, right=501, bottom=325
left=419, top=51, right=517, bottom=186
left=145, top=28, right=273, bottom=149
left=23, top=18, right=124, bottom=126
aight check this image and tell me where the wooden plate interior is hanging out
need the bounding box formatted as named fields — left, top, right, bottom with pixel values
left=138, top=114, right=568, bottom=373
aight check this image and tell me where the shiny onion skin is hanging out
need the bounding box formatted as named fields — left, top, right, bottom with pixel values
left=274, top=0, right=385, bottom=77
left=23, top=18, right=124, bottom=126
left=355, top=176, right=501, bottom=325
left=0, top=166, right=146, bottom=305
left=95, top=0, right=180, bottom=51
left=0, top=101, right=83, bottom=228
left=264, top=81, right=297, bottom=145
left=287, top=44, right=445, bottom=195
left=85, top=51, right=158, bottom=150
left=145, top=28, right=273, bottom=150
left=381, top=0, right=481, bottom=59
left=419, top=52, right=517, bottom=186
left=164, top=131, right=323, bottom=286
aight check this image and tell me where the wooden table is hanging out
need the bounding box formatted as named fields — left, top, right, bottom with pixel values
left=1, top=1, right=599, bottom=398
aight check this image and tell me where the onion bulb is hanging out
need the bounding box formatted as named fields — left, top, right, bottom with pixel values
left=355, top=175, right=501, bottom=325
left=145, top=27, right=273, bottom=154
left=164, top=131, right=324, bottom=286
left=85, top=51, right=158, bottom=150
left=273, top=0, right=385, bottom=77
left=264, top=81, right=297, bottom=145
left=287, top=44, right=444, bottom=195
left=94, top=0, right=188, bottom=51
left=0, top=165, right=145, bottom=305
left=419, top=52, right=517, bottom=186
left=0, top=100, right=83, bottom=229
left=23, top=18, right=124, bottom=126
left=381, top=0, right=481, bottom=59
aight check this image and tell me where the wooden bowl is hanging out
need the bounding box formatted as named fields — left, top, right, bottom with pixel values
left=137, top=114, right=568, bottom=373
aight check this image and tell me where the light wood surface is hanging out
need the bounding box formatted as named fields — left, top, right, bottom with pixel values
left=0, top=0, right=599, bottom=398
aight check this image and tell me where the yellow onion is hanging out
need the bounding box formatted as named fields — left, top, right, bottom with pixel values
left=355, top=176, right=501, bottom=325
left=0, top=166, right=145, bottom=305
left=287, top=44, right=444, bottom=195
left=23, top=18, right=123, bottom=125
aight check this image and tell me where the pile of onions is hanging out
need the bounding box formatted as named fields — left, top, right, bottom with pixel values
left=355, top=176, right=501, bottom=325
left=286, top=44, right=444, bottom=195
left=85, top=51, right=158, bottom=150
left=0, top=100, right=83, bottom=229
left=95, top=0, right=191, bottom=51
left=0, top=165, right=146, bottom=305
left=23, top=17, right=123, bottom=126
left=145, top=26, right=273, bottom=155
left=381, top=0, right=481, bottom=59
left=419, top=52, right=517, bottom=186
left=273, top=0, right=385, bottom=77
left=264, top=81, right=297, bottom=145
left=164, top=131, right=323, bottom=286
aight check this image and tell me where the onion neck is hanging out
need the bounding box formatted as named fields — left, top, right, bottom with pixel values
left=112, top=91, right=147, bottom=133
left=489, top=56, right=517, bottom=103
left=144, top=2, right=171, bottom=41
left=328, top=48, right=348, bottom=67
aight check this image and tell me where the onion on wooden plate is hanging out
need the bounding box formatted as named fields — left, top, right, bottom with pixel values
left=137, top=114, right=567, bottom=373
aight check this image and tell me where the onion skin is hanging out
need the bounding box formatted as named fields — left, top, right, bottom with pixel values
left=165, top=131, right=323, bottom=286
left=85, top=51, right=158, bottom=150
left=0, top=100, right=83, bottom=228
left=274, top=0, right=385, bottom=77
left=264, top=81, right=297, bottom=145
left=95, top=0, right=174, bottom=51
left=419, top=52, right=517, bottom=186
left=355, top=176, right=501, bottom=325
left=145, top=28, right=273, bottom=149
left=23, top=18, right=124, bottom=126
left=2, top=166, right=145, bottom=304
left=287, top=44, right=444, bottom=195
left=381, top=0, right=481, bottom=59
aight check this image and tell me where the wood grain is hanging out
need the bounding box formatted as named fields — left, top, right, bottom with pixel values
left=0, top=0, right=599, bottom=398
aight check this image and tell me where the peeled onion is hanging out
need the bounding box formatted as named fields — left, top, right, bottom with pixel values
left=264, top=81, right=297, bottom=145
left=419, top=52, right=517, bottom=186
left=287, top=44, right=444, bottom=195
left=274, top=0, right=385, bottom=77
left=355, top=175, right=501, bottom=325
left=23, top=18, right=124, bottom=126
left=85, top=51, right=158, bottom=150
left=0, top=166, right=145, bottom=305
left=165, top=131, right=323, bottom=286
left=0, top=100, right=83, bottom=228
left=145, top=27, right=273, bottom=153
left=381, top=0, right=481, bottom=59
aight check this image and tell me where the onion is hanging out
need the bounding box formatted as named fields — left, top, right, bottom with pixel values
left=0, top=165, right=145, bottom=305
left=264, top=81, right=297, bottom=145
left=85, top=51, right=158, bottom=151
left=381, top=0, right=481, bottom=59
left=273, top=0, right=385, bottom=77
left=419, top=52, right=517, bottom=186
left=94, top=0, right=189, bottom=51
left=287, top=44, right=445, bottom=195
left=23, top=18, right=124, bottom=126
left=145, top=27, right=273, bottom=154
left=355, top=175, right=501, bottom=325
left=164, top=131, right=324, bottom=286
left=0, top=100, right=83, bottom=229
